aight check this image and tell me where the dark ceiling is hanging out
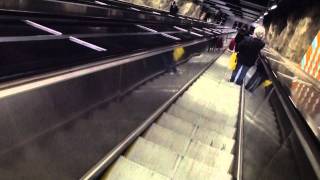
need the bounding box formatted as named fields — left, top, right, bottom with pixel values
left=202, top=0, right=276, bottom=22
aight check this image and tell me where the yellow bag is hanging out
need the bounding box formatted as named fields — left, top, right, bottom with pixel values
left=173, top=47, right=185, bottom=62
left=262, top=80, right=273, bottom=87
left=228, top=52, right=237, bottom=70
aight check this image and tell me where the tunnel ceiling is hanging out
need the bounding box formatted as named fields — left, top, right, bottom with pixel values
left=202, top=0, right=273, bottom=22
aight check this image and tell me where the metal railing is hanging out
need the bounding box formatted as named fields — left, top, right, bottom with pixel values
left=236, top=82, right=245, bottom=180
left=259, top=55, right=320, bottom=179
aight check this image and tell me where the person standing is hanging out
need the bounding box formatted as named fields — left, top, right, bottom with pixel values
left=169, top=0, right=179, bottom=15
left=230, top=26, right=266, bottom=85
left=234, top=26, right=249, bottom=52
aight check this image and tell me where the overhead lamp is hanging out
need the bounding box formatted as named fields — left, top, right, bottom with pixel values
left=264, top=12, right=268, bottom=16
left=270, top=4, right=278, bottom=10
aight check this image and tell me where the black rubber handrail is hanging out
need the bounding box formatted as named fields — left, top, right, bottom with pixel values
left=259, top=55, right=320, bottom=178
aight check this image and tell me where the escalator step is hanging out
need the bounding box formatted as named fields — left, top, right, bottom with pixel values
left=173, top=157, right=233, bottom=180
left=158, top=113, right=235, bottom=153
left=144, top=124, right=190, bottom=154
left=175, top=97, right=237, bottom=127
left=101, top=157, right=169, bottom=180
left=157, top=113, right=196, bottom=137
left=185, top=141, right=234, bottom=172
left=167, top=105, right=236, bottom=138
left=193, top=126, right=235, bottom=153
left=125, top=137, right=179, bottom=177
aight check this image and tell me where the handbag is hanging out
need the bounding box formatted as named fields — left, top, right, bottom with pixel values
left=228, top=52, right=237, bottom=70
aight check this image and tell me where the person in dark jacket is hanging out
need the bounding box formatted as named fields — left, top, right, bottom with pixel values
left=234, top=27, right=249, bottom=52
left=170, top=0, right=179, bottom=15
left=230, top=26, right=266, bottom=85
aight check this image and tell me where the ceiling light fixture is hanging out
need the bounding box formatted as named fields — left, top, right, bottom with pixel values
left=264, top=12, right=268, bottom=16
left=270, top=4, right=278, bottom=10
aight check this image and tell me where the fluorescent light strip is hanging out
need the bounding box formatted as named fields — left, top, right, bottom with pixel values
left=136, top=24, right=180, bottom=40
left=160, top=33, right=181, bottom=40
left=203, top=28, right=212, bottom=32
left=174, top=26, right=188, bottom=32
left=130, top=7, right=141, bottom=11
left=192, top=27, right=203, bottom=32
left=69, top=36, right=106, bottom=51
left=190, top=31, right=203, bottom=37
left=25, top=20, right=107, bottom=52
left=168, top=14, right=174, bottom=17
left=204, top=31, right=214, bottom=35
left=94, top=1, right=108, bottom=5
left=24, top=20, right=62, bottom=35
left=136, top=24, right=157, bottom=33
left=179, top=17, right=185, bottom=19
left=152, top=11, right=161, bottom=15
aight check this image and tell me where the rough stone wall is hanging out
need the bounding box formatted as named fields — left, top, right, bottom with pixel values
left=122, top=0, right=202, bottom=18
left=264, top=0, right=320, bottom=63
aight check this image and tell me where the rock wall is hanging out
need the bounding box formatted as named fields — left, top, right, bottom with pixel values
left=264, top=0, right=320, bottom=63
left=121, top=0, right=202, bottom=18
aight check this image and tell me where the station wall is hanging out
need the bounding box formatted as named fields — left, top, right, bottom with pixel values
left=121, top=0, right=203, bottom=18
left=264, top=0, right=320, bottom=65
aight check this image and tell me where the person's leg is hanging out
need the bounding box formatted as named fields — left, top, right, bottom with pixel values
left=236, top=65, right=249, bottom=85
left=170, top=59, right=177, bottom=73
left=230, top=63, right=241, bottom=82
left=233, top=65, right=244, bottom=84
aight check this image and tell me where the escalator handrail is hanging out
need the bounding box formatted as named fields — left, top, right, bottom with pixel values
left=236, top=82, right=245, bottom=180
left=259, top=55, right=320, bottom=179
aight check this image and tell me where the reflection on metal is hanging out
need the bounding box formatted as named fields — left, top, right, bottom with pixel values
left=135, top=24, right=181, bottom=41
left=69, top=36, right=107, bottom=51
left=152, top=11, right=161, bottom=15
left=24, top=20, right=62, bottom=35
left=130, top=7, right=141, bottom=11
left=94, top=1, right=108, bottom=6
left=253, top=87, right=275, bottom=118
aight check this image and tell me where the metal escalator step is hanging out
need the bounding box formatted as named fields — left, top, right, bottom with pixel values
left=175, top=97, right=237, bottom=127
left=101, top=156, right=169, bottom=180
left=175, top=98, right=216, bottom=118
left=144, top=124, right=191, bottom=154
left=125, top=137, right=179, bottom=177
left=168, top=105, right=236, bottom=138
left=193, top=127, right=235, bottom=153
left=185, top=141, right=234, bottom=172
left=157, top=113, right=235, bottom=153
left=157, top=113, right=196, bottom=137
left=173, top=156, right=233, bottom=180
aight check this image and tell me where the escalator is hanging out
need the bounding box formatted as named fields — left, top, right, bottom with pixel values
left=83, top=53, right=241, bottom=180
